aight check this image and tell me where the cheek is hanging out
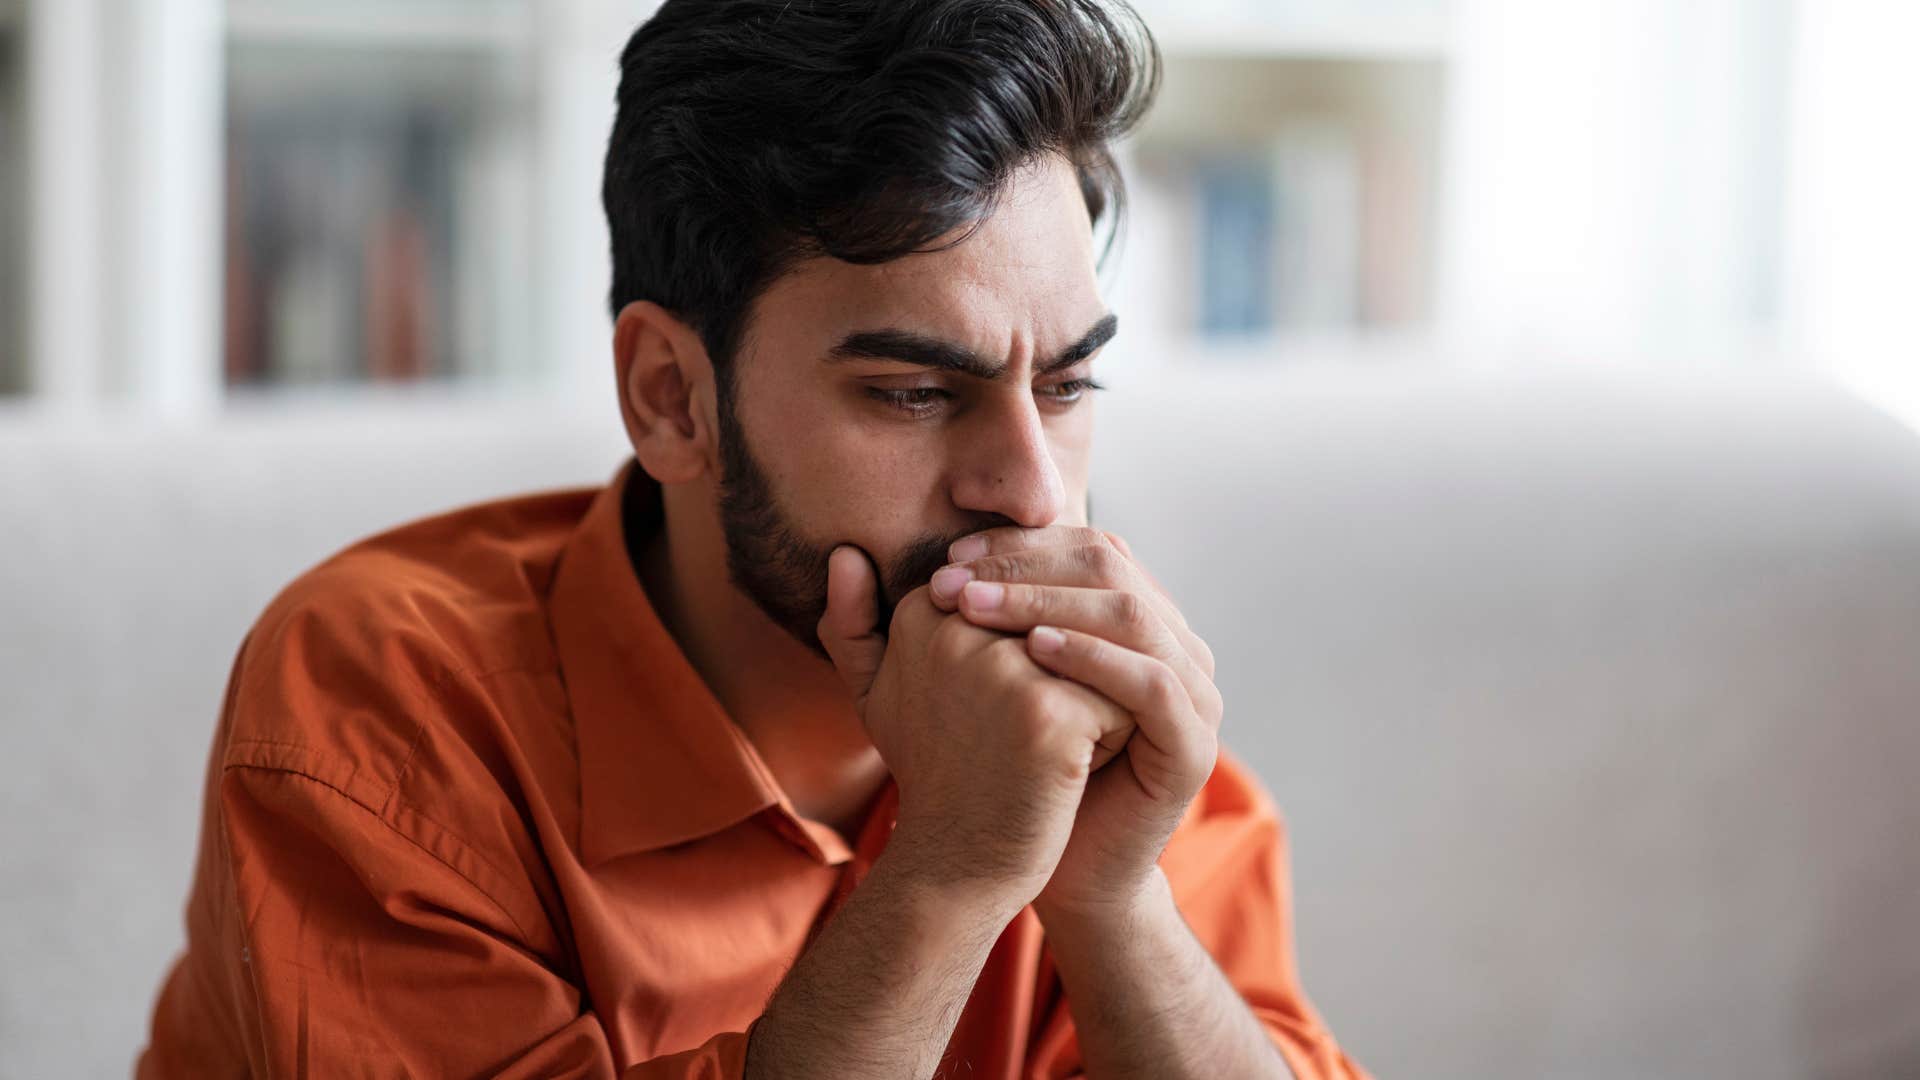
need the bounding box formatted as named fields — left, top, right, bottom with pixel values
left=1054, top=407, right=1093, bottom=458
left=842, top=440, right=952, bottom=532
left=1048, top=412, right=1094, bottom=495
left=754, top=392, right=946, bottom=536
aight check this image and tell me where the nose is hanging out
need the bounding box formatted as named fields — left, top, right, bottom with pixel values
left=948, top=391, right=1068, bottom=528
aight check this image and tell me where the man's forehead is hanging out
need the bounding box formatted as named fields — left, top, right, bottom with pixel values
left=863, top=157, right=1096, bottom=298
left=813, top=260, right=1098, bottom=341
left=740, top=154, right=1107, bottom=367
left=782, top=238, right=1101, bottom=354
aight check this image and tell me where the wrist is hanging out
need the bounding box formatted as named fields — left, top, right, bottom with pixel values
left=868, top=829, right=1032, bottom=936
left=1033, top=864, right=1173, bottom=944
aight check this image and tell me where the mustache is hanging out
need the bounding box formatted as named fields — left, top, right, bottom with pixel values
left=873, top=518, right=1015, bottom=629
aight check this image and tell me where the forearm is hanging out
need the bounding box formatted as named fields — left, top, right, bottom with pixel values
left=1038, top=870, right=1293, bottom=1080
left=745, top=840, right=1019, bottom=1080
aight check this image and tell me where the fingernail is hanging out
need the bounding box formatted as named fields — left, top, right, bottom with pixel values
left=1030, top=626, right=1066, bottom=653
left=949, top=535, right=989, bottom=562
left=962, top=580, right=1004, bottom=611
left=930, top=565, right=972, bottom=601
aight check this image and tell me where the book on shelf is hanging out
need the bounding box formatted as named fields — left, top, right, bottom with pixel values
left=1174, top=121, right=1364, bottom=343
left=1131, top=106, right=1435, bottom=359
left=225, top=102, right=460, bottom=387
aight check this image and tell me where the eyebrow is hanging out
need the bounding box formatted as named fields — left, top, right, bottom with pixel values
left=826, top=313, right=1118, bottom=379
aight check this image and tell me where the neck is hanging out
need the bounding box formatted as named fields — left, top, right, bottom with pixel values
left=634, top=476, right=888, bottom=841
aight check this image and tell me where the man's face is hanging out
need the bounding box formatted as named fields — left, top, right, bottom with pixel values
left=715, top=154, right=1110, bottom=655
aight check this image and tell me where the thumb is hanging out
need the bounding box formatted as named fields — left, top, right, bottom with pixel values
left=817, top=545, right=886, bottom=711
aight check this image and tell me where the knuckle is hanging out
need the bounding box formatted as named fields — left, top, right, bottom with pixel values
left=1112, top=590, right=1150, bottom=631
left=1008, top=679, right=1058, bottom=727
left=1200, top=680, right=1224, bottom=723
left=1015, top=584, right=1048, bottom=619
left=1081, top=542, right=1125, bottom=584
left=1148, top=663, right=1184, bottom=708
left=929, top=611, right=977, bottom=658
left=979, top=554, right=1027, bottom=584
left=980, top=636, right=1036, bottom=684
left=986, top=633, right=1033, bottom=671
left=1190, top=728, right=1221, bottom=771
left=1192, top=632, right=1217, bottom=677
left=885, top=604, right=918, bottom=646
left=890, top=584, right=933, bottom=628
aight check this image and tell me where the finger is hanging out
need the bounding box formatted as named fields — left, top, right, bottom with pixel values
left=999, top=633, right=1134, bottom=774
left=929, top=542, right=1211, bottom=677
left=816, top=545, right=885, bottom=711
left=1100, top=529, right=1181, bottom=620
left=947, top=524, right=1107, bottom=564
left=1093, top=530, right=1212, bottom=675
left=951, top=526, right=1191, bottom=632
left=1026, top=626, right=1213, bottom=803
left=931, top=543, right=1134, bottom=606
left=957, top=581, right=1212, bottom=709
left=1067, top=680, right=1136, bottom=775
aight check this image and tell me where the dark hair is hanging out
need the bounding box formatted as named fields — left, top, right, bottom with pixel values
left=601, top=0, right=1159, bottom=390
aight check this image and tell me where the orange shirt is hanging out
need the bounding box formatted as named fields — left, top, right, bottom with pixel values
left=138, top=459, right=1367, bottom=1079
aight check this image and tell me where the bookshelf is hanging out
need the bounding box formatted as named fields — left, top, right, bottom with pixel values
left=3, top=0, right=616, bottom=418
left=1112, top=1, right=1453, bottom=373
left=0, top=2, right=21, bottom=395
left=225, top=0, right=534, bottom=52
left=222, top=0, right=539, bottom=390
left=6, top=0, right=1458, bottom=415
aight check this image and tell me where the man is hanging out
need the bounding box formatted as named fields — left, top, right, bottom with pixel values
left=139, top=1, right=1368, bottom=1077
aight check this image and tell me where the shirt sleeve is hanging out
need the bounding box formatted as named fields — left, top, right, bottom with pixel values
left=1026, top=747, right=1370, bottom=1080
left=201, top=762, right=755, bottom=1080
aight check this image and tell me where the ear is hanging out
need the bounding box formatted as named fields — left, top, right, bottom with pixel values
left=612, top=300, right=720, bottom=485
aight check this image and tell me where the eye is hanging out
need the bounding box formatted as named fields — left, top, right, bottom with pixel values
left=867, top=386, right=954, bottom=417
left=1036, top=377, right=1107, bottom=407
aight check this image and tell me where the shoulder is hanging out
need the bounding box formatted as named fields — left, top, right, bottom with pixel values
left=210, top=487, right=601, bottom=953
left=219, top=485, right=596, bottom=804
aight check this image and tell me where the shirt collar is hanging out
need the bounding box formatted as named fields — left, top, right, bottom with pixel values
left=547, top=459, right=870, bottom=868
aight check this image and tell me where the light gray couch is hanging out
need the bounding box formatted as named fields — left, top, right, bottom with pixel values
left=4, top=367, right=1918, bottom=1078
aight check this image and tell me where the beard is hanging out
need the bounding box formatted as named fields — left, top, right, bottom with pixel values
left=714, top=392, right=1013, bottom=661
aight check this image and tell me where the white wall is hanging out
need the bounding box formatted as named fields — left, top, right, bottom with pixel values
left=1782, top=1, right=1920, bottom=435
left=1437, top=0, right=1795, bottom=368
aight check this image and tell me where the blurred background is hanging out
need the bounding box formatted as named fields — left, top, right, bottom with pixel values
left=3, top=0, right=1917, bottom=412
left=3, top=1, right=1920, bottom=1077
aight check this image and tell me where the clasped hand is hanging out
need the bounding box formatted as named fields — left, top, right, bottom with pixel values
left=926, top=526, right=1222, bottom=921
